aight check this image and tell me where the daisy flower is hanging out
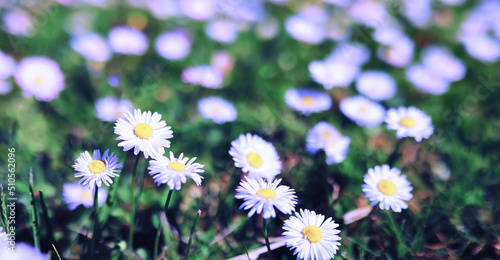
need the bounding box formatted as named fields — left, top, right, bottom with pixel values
left=205, top=19, right=238, bottom=44
left=179, top=0, right=216, bottom=21
left=71, top=33, right=111, bottom=62
left=62, top=183, right=108, bottom=210
left=73, top=149, right=122, bottom=190
left=198, top=96, right=237, bottom=124
left=211, top=51, right=234, bottom=74
left=108, top=26, right=148, bottom=55
left=324, top=134, right=351, bottom=165
left=309, top=60, right=359, bottom=89
left=95, top=96, right=134, bottom=122
left=339, top=96, right=386, bottom=128
left=114, top=108, right=173, bottom=158
left=0, top=242, right=47, bottom=260
left=356, top=71, right=397, bottom=101
left=305, top=122, right=341, bottom=155
left=14, top=57, right=65, bottom=102
left=283, top=209, right=342, bottom=260
left=385, top=106, right=434, bottom=142
left=422, top=46, right=465, bottom=82
left=235, top=177, right=297, bottom=219
left=406, top=65, right=449, bottom=95
left=362, top=165, right=413, bottom=212
left=181, top=65, right=224, bottom=89
left=285, top=15, right=325, bottom=44
left=2, top=9, right=33, bottom=36
left=0, top=51, right=15, bottom=79
left=148, top=151, right=205, bottom=190
left=285, top=88, right=332, bottom=115
left=229, top=133, right=282, bottom=181
left=0, top=226, right=8, bottom=249
left=155, top=30, right=191, bottom=60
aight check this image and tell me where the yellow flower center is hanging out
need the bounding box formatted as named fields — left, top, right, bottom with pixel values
left=213, top=107, right=220, bottom=113
left=360, top=107, right=367, bottom=113
left=302, top=225, right=322, bottom=243
left=88, top=159, right=106, bottom=174
left=399, top=117, right=416, bottom=128
left=247, top=152, right=263, bottom=168
left=377, top=180, right=397, bottom=195
left=302, top=96, right=314, bottom=106
left=134, top=123, right=153, bottom=139
left=168, top=162, right=186, bottom=172
left=80, top=192, right=90, bottom=199
left=321, top=132, right=331, bottom=139
left=35, top=76, right=43, bottom=83
left=256, top=188, right=276, bottom=199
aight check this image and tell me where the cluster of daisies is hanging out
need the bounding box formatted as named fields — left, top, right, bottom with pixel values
left=68, top=108, right=204, bottom=211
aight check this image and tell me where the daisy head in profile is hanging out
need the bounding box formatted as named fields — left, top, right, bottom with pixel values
left=198, top=96, right=237, bottom=124
left=62, top=183, right=108, bottom=210
left=283, top=209, right=342, bottom=260
left=385, top=106, right=434, bottom=142
left=362, top=165, right=413, bottom=212
left=339, top=96, right=386, bottom=128
left=229, top=133, right=282, bottom=181
left=73, top=149, right=123, bottom=190
left=285, top=88, right=332, bottom=115
left=114, top=108, right=173, bottom=158
left=148, top=151, right=205, bottom=190
left=235, top=177, right=297, bottom=219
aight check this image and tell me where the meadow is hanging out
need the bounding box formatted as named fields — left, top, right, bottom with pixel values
left=0, top=0, right=500, bottom=259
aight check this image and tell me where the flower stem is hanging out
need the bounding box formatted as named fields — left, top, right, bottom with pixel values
left=90, top=186, right=99, bottom=259
left=386, top=211, right=412, bottom=258
left=263, top=218, right=272, bottom=260
left=154, top=189, right=174, bottom=260
left=127, top=156, right=140, bottom=258
left=185, top=210, right=201, bottom=260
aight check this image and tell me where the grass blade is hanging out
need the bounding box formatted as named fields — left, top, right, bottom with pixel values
left=29, top=169, right=40, bottom=253
left=185, top=210, right=201, bottom=260
left=39, top=190, right=56, bottom=246
left=52, top=244, right=62, bottom=260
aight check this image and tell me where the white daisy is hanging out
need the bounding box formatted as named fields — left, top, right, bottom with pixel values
left=305, top=122, right=341, bottom=155
left=181, top=65, right=224, bottom=89
left=235, top=177, right=297, bottom=219
left=62, top=183, right=108, bottom=210
left=108, top=26, right=148, bottom=55
left=0, top=51, right=15, bottom=79
left=229, top=133, right=282, bottom=181
left=285, top=15, right=325, bottom=44
left=148, top=151, right=205, bottom=190
left=377, top=36, right=414, bottom=67
left=198, top=96, right=237, bottom=124
left=356, top=71, right=397, bottom=101
left=283, top=209, right=342, bottom=260
left=305, top=122, right=350, bottom=164
left=179, top=0, right=216, bottom=21
left=422, top=46, right=466, bottom=82
left=95, top=96, right=134, bottom=122
left=406, top=65, right=450, bottom=95
left=0, top=242, right=47, bottom=260
left=0, top=80, right=12, bottom=95
left=73, top=149, right=123, bottom=190
left=339, top=96, right=386, bottom=128
left=205, top=19, right=238, bottom=44
left=385, top=106, right=434, bottom=142
left=0, top=226, right=8, bottom=249
left=324, top=134, right=351, bottom=165
left=14, top=56, right=65, bottom=102
left=309, top=60, right=359, bottom=89
left=284, top=88, right=332, bottom=115
left=2, top=9, right=33, bottom=36
left=362, top=165, right=413, bottom=212
left=155, top=30, right=191, bottom=60
left=114, top=108, right=173, bottom=159
left=71, top=33, right=111, bottom=62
